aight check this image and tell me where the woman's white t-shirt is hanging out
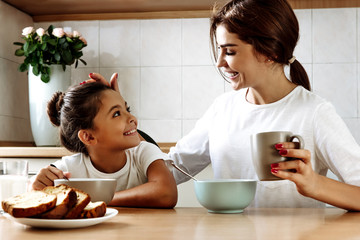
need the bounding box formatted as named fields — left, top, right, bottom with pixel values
left=169, top=86, right=360, bottom=208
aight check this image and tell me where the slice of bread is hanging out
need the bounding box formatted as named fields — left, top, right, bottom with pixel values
left=64, top=188, right=91, bottom=219
left=2, top=191, right=57, bottom=218
left=39, top=184, right=77, bottom=219
left=80, top=201, right=107, bottom=218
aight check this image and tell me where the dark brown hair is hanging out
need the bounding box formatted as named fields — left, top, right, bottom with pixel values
left=210, top=0, right=310, bottom=90
left=47, top=82, right=112, bottom=155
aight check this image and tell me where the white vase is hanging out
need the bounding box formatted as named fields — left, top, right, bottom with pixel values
left=28, top=65, right=71, bottom=146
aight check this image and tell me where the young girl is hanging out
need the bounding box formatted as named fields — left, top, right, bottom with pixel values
left=31, top=82, right=177, bottom=208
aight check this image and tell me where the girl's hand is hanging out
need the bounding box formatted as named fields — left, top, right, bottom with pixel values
left=271, top=142, right=320, bottom=198
left=31, top=166, right=71, bottom=190
left=86, top=72, right=120, bottom=92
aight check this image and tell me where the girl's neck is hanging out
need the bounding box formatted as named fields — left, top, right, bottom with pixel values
left=87, top=149, right=127, bottom=173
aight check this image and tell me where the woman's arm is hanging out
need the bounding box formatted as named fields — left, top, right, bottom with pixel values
left=108, top=160, right=178, bottom=208
left=271, top=142, right=360, bottom=211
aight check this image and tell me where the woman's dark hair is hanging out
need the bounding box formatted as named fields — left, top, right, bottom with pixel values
left=47, top=82, right=112, bottom=155
left=210, top=0, right=310, bottom=90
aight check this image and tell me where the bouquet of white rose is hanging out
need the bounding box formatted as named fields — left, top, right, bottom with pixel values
left=14, top=25, right=87, bottom=83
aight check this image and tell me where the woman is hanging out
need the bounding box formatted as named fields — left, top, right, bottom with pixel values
left=90, top=0, right=360, bottom=210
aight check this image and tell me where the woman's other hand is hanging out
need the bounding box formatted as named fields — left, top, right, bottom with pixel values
left=271, top=142, right=320, bottom=198
left=87, top=72, right=120, bottom=92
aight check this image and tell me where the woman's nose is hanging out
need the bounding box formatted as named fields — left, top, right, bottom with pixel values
left=216, top=54, right=226, bottom=68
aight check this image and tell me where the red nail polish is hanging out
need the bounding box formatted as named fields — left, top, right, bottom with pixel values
left=89, top=73, right=94, bottom=78
left=271, top=163, right=279, bottom=168
left=275, top=144, right=283, bottom=149
left=279, top=149, right=287, bottom=155
left=271, top=169, right=279, bottom=173
left=80, top=81, right=86, bottom=85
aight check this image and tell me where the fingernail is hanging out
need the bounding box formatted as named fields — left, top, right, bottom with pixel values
left=89, top=73, right=94, bottom=78
left=80, top=81, right=86, bottom=85
left=275, top=144, right=283, bottom=149
left=271, top=163, right=279, bottom=168
left=271, top=169, right=279, bottom=173
left=279, top=149, right=288, bottom=155
left=115, top=72, right=118, bottom=78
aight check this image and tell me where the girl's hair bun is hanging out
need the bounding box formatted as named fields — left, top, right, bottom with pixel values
left=47, top=91, right=65, bottom=127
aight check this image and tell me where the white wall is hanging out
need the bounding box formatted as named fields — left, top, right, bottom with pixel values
left=0, top=2, right=33, bottom=142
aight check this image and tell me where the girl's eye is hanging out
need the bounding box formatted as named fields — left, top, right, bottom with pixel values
left=126, top=106, right=131, bottom=113
left=113, top=111, right=121, bottom=117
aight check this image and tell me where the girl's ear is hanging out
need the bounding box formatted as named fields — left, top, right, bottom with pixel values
left=78, top=129, right=97, bottom=146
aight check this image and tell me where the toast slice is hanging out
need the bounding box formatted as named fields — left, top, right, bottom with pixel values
left=39, top=184, right=77, bottom=219
left=2, top=191, right=57, bottom=218
left=64, top=188, right=90, bottom=219
left=80, top=201, right=107, bottom=218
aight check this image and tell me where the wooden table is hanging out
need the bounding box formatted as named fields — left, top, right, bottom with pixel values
left=1, top=207, right=360, bottom=240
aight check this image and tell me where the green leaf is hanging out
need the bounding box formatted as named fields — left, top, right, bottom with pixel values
left=66, top=37, right=73, bottom=42
left=15, top=49, right=24, bottom=56
left=72, top=42, right=84, bottom=50
left=32, top=64, right=39, bottom=76
left=41, top=43, right=47, bottom=50
left=47, top=39, right=57, bottom=46
left=62, top=50, right=72, bottom=64
left=79, top=59, right=87, bottom=66
left=23, top=41, right=29, bottom=53
left=59, top=38, right=66, bottom=44
left=28, top=44, right=37, bottom=54
left=41, top=73, right=50, bottom=83
left=54, top=52, right=61, bottom=62
left=19, top=63, right=28, bottom=72
left=13, top=42, right=24, bottom=46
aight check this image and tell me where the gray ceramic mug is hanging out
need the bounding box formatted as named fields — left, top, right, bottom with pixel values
left=250, top=131, right=304, bottom=181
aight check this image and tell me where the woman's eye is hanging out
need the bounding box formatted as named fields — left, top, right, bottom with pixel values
left=225, top=51, right=236, bottom=56
left=113, top=111, right=121, bottom=117
left=126, top=106, right=131, bottom=113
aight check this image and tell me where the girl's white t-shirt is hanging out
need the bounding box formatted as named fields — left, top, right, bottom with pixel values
left=53, top=141, right=171, bottom=191
left=169, top=86, right=360, bottom=208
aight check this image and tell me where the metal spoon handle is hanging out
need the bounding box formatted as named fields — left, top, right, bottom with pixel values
left=171, top=163, right=198, bottom=181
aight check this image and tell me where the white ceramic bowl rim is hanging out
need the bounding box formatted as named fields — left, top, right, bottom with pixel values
left=55, top=178, right=116, bottom=182
left=196, top=179, right=257, bottom=183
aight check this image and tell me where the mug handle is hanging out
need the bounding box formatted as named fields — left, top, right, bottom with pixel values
left=289, top=135, right=304, bottom=149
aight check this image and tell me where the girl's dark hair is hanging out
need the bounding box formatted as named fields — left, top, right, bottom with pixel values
left=210, top=0, right=310, bottom=91
left=47, top=82, right=112, bottom=155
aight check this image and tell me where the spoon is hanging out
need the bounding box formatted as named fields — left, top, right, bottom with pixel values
left=171, top=162, right=198, bottom=181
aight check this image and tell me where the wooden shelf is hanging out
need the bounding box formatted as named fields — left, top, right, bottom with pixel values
left=0, top=143, right=175, bottom=158
left=3, top=0, right=359, bottom=22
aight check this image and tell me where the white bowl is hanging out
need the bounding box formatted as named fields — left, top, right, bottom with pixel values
left=54, top=178, right=116, bottom=204
left=194, top=179, right=257, bottom=214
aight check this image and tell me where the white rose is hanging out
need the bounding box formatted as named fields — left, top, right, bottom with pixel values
left=52, top=28, right=65, bottom=38
left=22, top=26, right=34, bottom=37
left=73, top=31, right=81, bottom=37
left=79, top=36, right=87, bottom=45
left=36, top=28, right=45, bottom=37
left=65, top=32, right=73, bottom=38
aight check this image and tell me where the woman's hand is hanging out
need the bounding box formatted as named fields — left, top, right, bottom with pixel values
left=86, top=72, right=120, bottom=92
left=31, top=166, right=71, bottom=190
left=270, top=142, right=320, bottom=198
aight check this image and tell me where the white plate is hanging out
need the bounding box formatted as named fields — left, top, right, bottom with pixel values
left=5, top=208, right=118, bottom=229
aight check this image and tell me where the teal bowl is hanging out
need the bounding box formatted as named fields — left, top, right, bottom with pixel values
left=194, top=179, right=257, bottom=214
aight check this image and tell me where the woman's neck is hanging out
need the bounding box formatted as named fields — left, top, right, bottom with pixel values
left=87, top=148, right=127, bottom=173
left=246, top=70, right=297, bottom=105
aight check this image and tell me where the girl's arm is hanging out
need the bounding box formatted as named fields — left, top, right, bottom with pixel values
left=108, top=159, right=178, bottom=208
left=271, top=142, right=360, bottom=211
